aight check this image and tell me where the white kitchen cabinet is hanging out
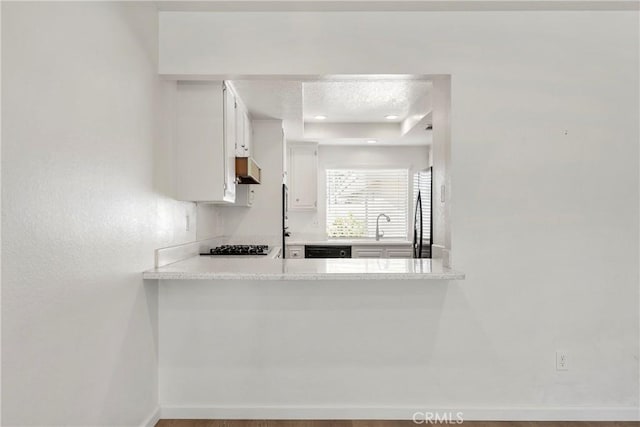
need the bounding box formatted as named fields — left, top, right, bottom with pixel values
left=352, top=245, right=413, bottom=258
left=386, top=248, right=413, bottom=258
left=234, top=185, right=255, bottom=207
left=235, top=96, right=252, bottom=157
left=243, top=103, right=252, bottom=156
left=174, top=81, right=235, bottom=203
left=223, top=84, right=238, bottom=202
left=288, top=143, right=318, bottom=211
left=288, top=243, right=413, bottom=258
left=282, top=136, right=288, bottom=186
left=286, top=245, right=304, bottom=259
left=235, top=102, right=244, bottom=157
left=352, top=248, right=384, bottom=258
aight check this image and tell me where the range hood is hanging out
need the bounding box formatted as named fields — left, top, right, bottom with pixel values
left=235, top=157, right=261, bottom=184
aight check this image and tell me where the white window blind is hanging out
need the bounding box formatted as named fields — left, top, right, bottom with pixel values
left=326, top=169, right=409, bottom=238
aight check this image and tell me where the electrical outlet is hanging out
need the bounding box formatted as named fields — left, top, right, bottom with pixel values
left=556, top=351, right=568, bottom=371
left=185, top=214, right=191, bottom=232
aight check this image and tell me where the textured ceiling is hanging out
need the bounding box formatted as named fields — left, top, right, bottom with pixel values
left=302, top=80, right=432, bottom=123
left=231, top=77, right=433, bottom=143
left=231, top=80, right=304, bottom=140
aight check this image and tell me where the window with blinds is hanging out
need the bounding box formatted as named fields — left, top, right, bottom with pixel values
left=326, top=169, right=409, bottom=239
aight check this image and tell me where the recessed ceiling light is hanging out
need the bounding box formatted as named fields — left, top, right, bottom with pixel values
left=367, top=140, right=377, bottom=144
left=314, top=115, right=327, bottom=120
left=385, top=115, right=399, bottom=120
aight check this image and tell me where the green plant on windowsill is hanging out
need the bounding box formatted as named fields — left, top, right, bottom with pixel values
left=328, top=213, right=366, bottom=238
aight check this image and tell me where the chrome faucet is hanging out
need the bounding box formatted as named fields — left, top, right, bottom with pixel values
left=375, top=213, right=391, bottom=241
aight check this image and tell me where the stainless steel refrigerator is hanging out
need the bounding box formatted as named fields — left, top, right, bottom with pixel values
left=412, top=168, right=432, bottom=258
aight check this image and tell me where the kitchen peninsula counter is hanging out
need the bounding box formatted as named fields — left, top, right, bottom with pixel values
left=143, top=256, right=464, bottom=281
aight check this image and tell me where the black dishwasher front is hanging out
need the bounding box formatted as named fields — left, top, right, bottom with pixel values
left=304, top=245, right=352, bottom=258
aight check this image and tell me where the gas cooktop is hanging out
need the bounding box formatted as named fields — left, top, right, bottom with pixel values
left=201, top=244, right=270, bottom=256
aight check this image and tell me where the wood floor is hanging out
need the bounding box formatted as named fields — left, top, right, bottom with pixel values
left=156, top=421, right=640, bottom=427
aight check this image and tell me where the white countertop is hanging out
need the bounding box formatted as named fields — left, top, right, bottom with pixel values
left=286, top=239, right=413, bottom=246
left=143, top=256, right=464, bottom=281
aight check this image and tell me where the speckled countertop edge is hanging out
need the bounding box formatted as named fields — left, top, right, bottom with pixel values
left=143, top=272, right=465, bottom=280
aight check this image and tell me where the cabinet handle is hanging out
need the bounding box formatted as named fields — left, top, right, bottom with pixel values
left=296, top=198, right=300, bottom=202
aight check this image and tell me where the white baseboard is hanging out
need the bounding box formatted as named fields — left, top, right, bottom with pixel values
left=140, top=406, right=161, bottom=427
left=159, top=405, right=639, bottom=421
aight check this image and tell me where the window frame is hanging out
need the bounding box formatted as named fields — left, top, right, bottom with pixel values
left=324, top=166, right=412, bottom=240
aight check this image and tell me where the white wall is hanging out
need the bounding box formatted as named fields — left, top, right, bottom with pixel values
left=431, top=77, right=451, bottom=262
left=288, top=145, right=430, bottom=239
left=158, top=9, right=639, bottom=419
left=0, top=3, right=207, bottom=425
left=217, top=120, right=284, bottom=246
left=156, top=80, right=222, bottom=244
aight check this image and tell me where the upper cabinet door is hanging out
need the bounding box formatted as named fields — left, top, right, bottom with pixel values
left=289, top=143, right=318, bottom=211
left=174, top=81, right=235, bottom=203
left=243, top=111, right=252, bottom=156
left=222, top=83, right=237, bottom=202
left=235, top=98, right=244, bottom=157
left=234, top=98, right=251, bottom=157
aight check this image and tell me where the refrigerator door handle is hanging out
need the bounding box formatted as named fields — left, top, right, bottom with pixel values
left=413, top=190, right=423, bottom=258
